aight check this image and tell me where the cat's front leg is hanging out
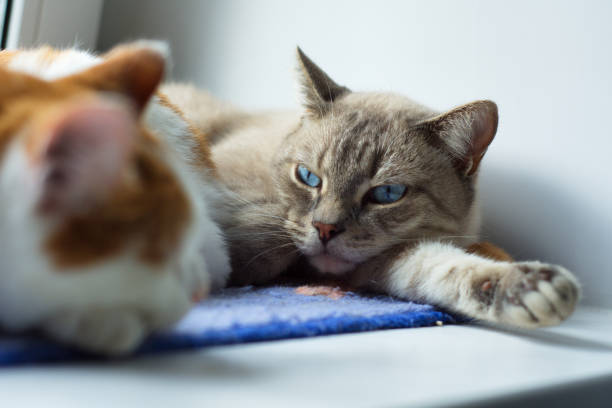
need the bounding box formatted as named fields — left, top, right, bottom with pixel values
left=43, top=290, right=191, bottom=355
left=41, top=274, right=193, bottom=355
left=353, top=242, right=580, bottom=327
left=43, top=309, right=148, bottom=355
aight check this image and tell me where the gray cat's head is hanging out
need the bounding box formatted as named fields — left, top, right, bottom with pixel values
left=274, top=48, right=498, bottom=275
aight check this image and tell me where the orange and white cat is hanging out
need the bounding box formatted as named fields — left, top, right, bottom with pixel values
left=0, top=41, right=230, bottom=354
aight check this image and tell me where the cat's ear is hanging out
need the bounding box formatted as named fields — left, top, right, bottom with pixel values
left=296, top=47, right=350, bottom=116
left=62, top=41, right=168, bottom=113
left=424, top=100, right=498, bottom=176
left=34, top=102, right=136, bottom=216
left=0, top=66, right=49, bottom=101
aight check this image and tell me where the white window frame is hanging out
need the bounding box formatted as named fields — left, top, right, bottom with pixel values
left=5, top=0, right=103, bottom=50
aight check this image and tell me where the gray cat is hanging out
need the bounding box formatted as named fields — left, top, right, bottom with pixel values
left=164, top=49, right=579, bottom=327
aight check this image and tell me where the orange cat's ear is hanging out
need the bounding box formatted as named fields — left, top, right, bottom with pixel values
left=296, top=47, right=350, bottom=117
left=423, top=100, right=498, bottom=176
left=62, top=41, right=168, bottom=113
left=0, top=66, right=49, bottom=101
left=0, top=67, right=19, bottom=100
left=34, top=101, right=136, bottom=216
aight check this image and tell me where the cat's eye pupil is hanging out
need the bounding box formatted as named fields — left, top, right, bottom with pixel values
left=297, top=165, right=321, bottom=188
left=370, top=184, right=406, bottom=204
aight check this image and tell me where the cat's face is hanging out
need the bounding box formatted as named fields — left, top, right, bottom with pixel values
left=0, top=44, right=191, bottom=272
left=274, top=49, right=498, bottom=274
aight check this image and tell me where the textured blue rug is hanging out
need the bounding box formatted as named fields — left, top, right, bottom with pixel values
left=0, top=286, right=456, bottom=366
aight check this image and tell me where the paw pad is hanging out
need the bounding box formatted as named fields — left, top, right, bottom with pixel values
left=495, top=262, right=580, bottom=327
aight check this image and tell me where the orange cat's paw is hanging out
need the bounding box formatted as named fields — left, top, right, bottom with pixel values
left=492, top=262, right=580, bottom=327
left=44, top=309, right=147, bottom=355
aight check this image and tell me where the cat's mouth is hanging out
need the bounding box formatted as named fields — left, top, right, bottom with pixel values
left=308, top=253, right=356, bottom=275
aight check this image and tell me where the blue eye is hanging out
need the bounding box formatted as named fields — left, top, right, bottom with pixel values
left=370, top=184, right=407, bottom=204
left=297, top=165, right=321, bottom=188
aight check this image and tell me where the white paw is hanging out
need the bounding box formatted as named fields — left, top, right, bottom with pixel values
left=44, top=309, right=146, bottom=355
left=489, top=262, right=580, bottom=327
left=177, top=248, right=211, bottom=303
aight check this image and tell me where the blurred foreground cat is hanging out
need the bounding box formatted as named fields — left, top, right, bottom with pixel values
left=165, top=49, right=580, bottom=328
left=0, top=42, right=230, bottom=354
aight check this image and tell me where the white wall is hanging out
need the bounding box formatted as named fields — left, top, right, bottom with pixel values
left=98, top=0, right=612, bottom=308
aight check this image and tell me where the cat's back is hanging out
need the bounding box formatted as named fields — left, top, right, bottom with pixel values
left=161, top=82, right=251, bottom=146
left=212, top=110, right=299, bottom=201
left=163, top=83, right=301, bottom=201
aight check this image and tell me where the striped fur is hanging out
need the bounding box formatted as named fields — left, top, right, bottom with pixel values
left=166, top=49, right=580, bottom=329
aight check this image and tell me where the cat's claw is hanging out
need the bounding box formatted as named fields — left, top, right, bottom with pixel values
left=493, top=262, right=580, bottom=327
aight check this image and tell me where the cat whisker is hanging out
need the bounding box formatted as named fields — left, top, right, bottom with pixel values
left=226, top=231, right=295, bottom=240
left=284, top=247, right=303, bottom=259
left=238, top=213, right=302, bottom=229
left=435, top=235, right=479, bottom=240
left=231, top=203, right=302, bottom=227
left=242, top=242, right=297, bottom=270
left=386, top=235, right=480, bottom=245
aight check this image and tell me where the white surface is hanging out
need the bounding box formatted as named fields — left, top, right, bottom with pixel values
left=97, top=0, right=612, bottom=308
left=2, top=306, right=612, bottom=407
left=6, top=0, right=103, bottom=49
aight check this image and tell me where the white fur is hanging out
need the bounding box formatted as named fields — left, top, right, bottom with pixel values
left=438, top=114, right=473, bottom=159
left=7, top=40, right=170, bottom=81
left=385, top=241, right=579, bottom=328
left=9, top=48, right=102, bottom=79
left=144, top=98, right=231, bottom=290
left=0, top=43, right=230, bottom=353
left=130, top=40, right=170, bottom=61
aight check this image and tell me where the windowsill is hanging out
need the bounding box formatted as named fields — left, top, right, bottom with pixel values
left=3, top=305, right=612, bottom=407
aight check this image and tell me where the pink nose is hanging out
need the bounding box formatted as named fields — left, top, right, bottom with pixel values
left=312, top=221, right=343, bottom=243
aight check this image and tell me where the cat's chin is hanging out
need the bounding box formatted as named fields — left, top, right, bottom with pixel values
left=308, top=254, right=356, bottom=275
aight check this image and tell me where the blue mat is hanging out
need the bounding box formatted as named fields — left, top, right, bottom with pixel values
left=0, top=286, right=456, bottom=366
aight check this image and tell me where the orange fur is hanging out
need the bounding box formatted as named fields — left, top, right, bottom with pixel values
left=156, top=92, right=216, bottom=171
left=0, top=50, right=17, bottom=66
left=31, top=46, right=62, bottom=66
left=0, top=48, right=205, bottom=269
left=0, top=47, right=62, bottom=69
left=466, top=241, right=514, bottom=262
left=45, top=136, right=191, bottom=268
left=63, top=46, right=165, bottom=112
